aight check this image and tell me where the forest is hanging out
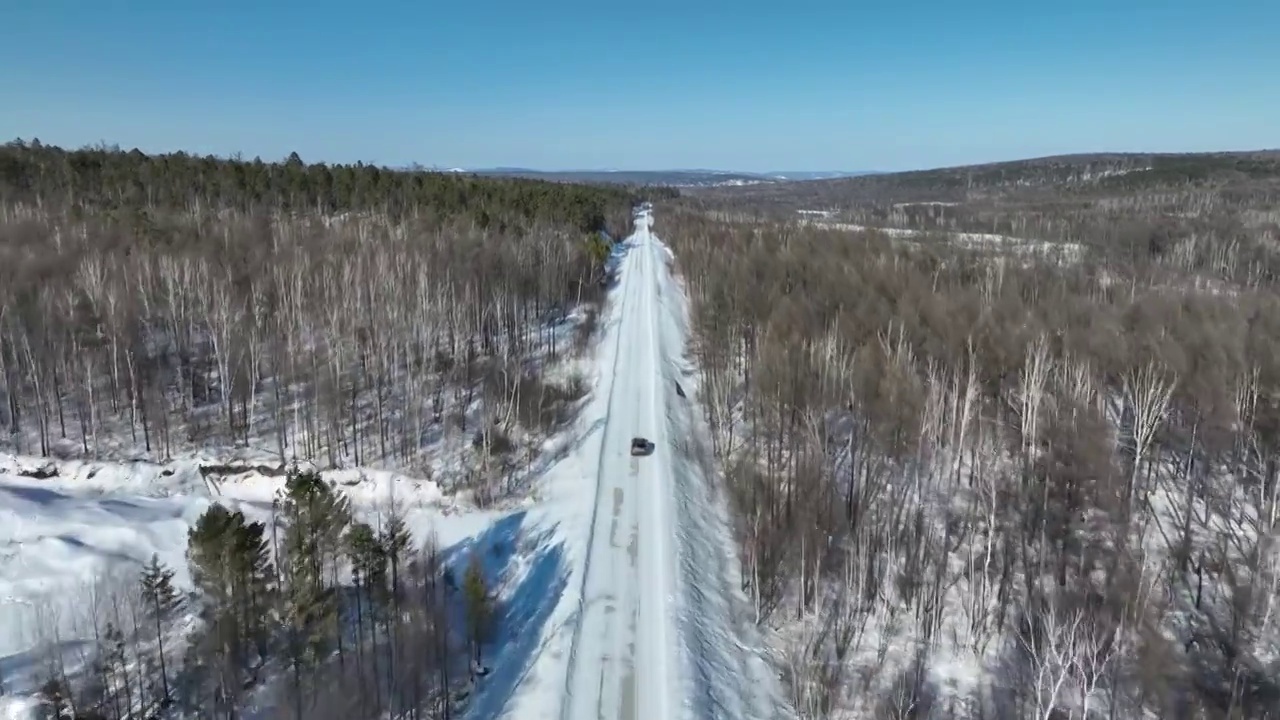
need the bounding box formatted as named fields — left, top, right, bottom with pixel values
left=9, top=136, right=1280, bottom=719
left=0, top=140, right=661, bottom=229
left=663, top=156, right=1280, bottom=719
left=0, top=140, right=660, bottom=477
left=0, top=139, right=658, bottom=720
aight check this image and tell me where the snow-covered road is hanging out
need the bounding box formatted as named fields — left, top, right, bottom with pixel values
left=561, top=208, right=678, bottom=720
left=558, top=209, right=785, bottom=720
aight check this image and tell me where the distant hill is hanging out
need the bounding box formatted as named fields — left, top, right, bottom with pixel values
left=438, top=168, right=878, bottom=187
left=461, top=168, right=771, bottom=187
left=763, top=171, right=881, bottom=181
left=693, top=150, right=1280, bottom=206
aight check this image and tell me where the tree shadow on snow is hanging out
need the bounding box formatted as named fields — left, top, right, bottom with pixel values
left=0, top=638, right=97, bottom=696
left=0, top=483, right=72, bottom=506
left=536, top=416, right=606, bottom=473
left=441, top=510, right=568, bottom=720
left=600, top=237, right=633, bottom=293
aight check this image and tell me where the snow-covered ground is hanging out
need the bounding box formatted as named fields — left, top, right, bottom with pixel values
left=0, top=208, right=785, bottom=720
left=0, top=455, right=496, bottom=713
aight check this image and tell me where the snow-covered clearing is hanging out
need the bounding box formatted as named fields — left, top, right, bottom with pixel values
left=0, top=454, right=495, bottom=700
left=801, top=217, right=1085, bottom=263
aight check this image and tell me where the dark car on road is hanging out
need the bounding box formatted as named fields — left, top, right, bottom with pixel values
left=630, top=437, right=655, bottom=456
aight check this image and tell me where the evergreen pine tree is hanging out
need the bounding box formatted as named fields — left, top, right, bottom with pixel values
left=102, top=622, right=129, bottom=717
left=347, top=522, right=386, bottom=603
left=276, top=467, right=352, bottom=720
left=186, top=503, right=275, bottom=711
left=139, top=553, right=180, bottom=705
left=379, top=509, right=411, bottom=711
left=380, top=512, right=411, bottom=603
left=345, top=520, right=385, bottom=714
left=462, top=554, right=494, bottom=665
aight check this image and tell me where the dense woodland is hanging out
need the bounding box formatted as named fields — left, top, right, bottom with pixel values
left=0, top=140, right=654, bottom=229
left=664, top=154, right=1280, bottom=719
left=0, top=141, right=661, bottom=488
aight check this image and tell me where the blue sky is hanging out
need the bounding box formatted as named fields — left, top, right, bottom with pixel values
left=2, top=0, right=1276, bottom=172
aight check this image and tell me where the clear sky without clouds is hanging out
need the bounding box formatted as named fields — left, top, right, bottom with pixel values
left=2, top=0, right=1276, bottom=172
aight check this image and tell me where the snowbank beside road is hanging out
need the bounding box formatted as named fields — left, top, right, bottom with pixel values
left=648, top=224, right=791, bottom=720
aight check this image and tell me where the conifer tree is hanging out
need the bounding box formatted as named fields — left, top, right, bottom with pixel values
left=378, top=509, right=411, bottom=711
left=345, top=521, right=385, bottom=713
left=276, top=467, right=352, bottom=720
left=102, top=622, right=128, bottom=718
left=462, top=554, right=494, bottom=665
left=139, top=554, right=180, bottom=705
left=186, top=503, right=275, bottom=712
left=380, top=511, right=411, bottom=605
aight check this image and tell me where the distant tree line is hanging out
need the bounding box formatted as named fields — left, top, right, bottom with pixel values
left=0, top=139, right=653, bottom=233
left=694, top=150, right=1280, bottom=209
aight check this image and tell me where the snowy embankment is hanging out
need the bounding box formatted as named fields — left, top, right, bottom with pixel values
left=649, top=226, right=792, bottom=720
left=630, top=211, right=787, bottom=720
